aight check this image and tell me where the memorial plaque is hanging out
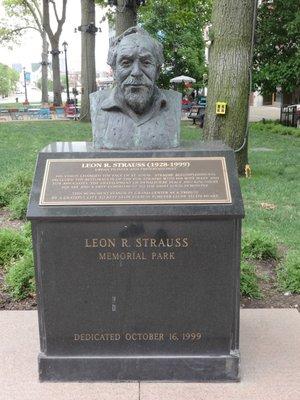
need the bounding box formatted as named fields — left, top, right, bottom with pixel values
left=39, top=157, right=231, bottom=206
left=27, top=143, right=244, bottom=382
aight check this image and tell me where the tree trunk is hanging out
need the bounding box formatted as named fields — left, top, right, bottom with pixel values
left=80, top=0, right=97, bottom=122
left=42, top=0, right=67, bottom=107
left=50, top=39, right=62, bottom=106
left=115, top=0, right=137, bottom=36
left=203, top=0, right=257, bottom=175
left=41, top=30, right=49, bottom=104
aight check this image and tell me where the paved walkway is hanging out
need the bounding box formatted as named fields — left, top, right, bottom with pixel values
left=0, top=309, right=299, bottom=400
left=249, top=105, right=281, bottom=122
left=181, top=106, right=281, bottom=122
left=0, top=105, right=280, bottom=123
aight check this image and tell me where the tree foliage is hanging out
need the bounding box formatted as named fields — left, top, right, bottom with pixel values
left=253, top=0, right=300, bottom=95
left=138, top=0, right=211, bottom=88
left=96, top=1, right=211, bottom=87
left=0, top=0, right=41, bottom=45
left=0, top=0, right=50, bottom=103
left=0, top=63, right=19, bottom=97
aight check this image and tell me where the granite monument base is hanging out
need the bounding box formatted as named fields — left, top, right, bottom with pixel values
left=39, top=354, right=239, bottom=382
left=27, top=142, right=244, bottom=382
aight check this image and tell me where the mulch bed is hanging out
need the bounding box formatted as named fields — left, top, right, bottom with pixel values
left=0, top=210, right=299, bottom=311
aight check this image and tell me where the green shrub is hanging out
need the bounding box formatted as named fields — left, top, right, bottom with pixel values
left=242, top=230, right=278, bottom=260
left=0, top=228, right=30, bottom=267
left=8, top=193, right=29, bottom=220
left=0, top=172, right=32, bottom=207
left=5, top=251, right=35, bottom=300
left=240, top=261, right=262, bottom=299
left=277, top=251, right=300, bottom=294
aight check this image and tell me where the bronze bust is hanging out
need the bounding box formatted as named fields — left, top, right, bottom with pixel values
left=90, top=26, right=181, bottom=149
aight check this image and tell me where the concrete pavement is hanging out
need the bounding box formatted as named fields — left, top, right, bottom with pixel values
left=181, top=106, right=281, bottom=122
left=249, top=105, right=281, bottom=122
left=0, top=309, right=299, bottom=400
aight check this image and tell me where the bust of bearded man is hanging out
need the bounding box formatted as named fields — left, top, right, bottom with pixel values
left=90, top=26, right=181, bottom=150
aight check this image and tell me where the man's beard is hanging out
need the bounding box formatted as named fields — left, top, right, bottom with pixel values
left=120, top=79, right=155, bottom=114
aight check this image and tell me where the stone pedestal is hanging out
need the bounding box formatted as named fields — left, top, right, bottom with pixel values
left=27, top=142, right=244, bottom=382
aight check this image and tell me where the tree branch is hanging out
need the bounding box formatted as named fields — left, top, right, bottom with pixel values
left=54, top=0, right=67, bottom=42
left=0, top=25, right=39, bottom=44
left=22, top=0, right=43, bottom=33
left=14, top=26, right=40, bottom=33
left=49, top=0, right=60, bottom=24
left=42, top=0, right=54, bottom=42
left=43, top=0, right=67, bottom=45
left=32, top=0, right=43, bottom=23
left=61, top=0, right=67, bottom=23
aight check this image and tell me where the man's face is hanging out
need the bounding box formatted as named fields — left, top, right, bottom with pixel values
left=115, top=35, right=159, bottom=114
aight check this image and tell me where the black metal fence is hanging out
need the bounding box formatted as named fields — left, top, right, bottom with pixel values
left=280, top=105, right=300, bottom=128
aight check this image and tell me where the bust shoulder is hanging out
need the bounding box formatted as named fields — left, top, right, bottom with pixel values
left=160, top=89, right=181, bottom=112
left=161, top=89, right=181, bottom=101
left=90, top=88, right=112, bottom=110
left=161, top=89, right=181, bottom=107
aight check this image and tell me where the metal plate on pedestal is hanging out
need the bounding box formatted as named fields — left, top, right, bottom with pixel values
left=39, top=157, right=232, bottom=206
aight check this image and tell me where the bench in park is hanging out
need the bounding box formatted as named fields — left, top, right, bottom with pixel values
left=188, top=105, right=205, bottom=127
left=0, top=106, right=80, bottom=121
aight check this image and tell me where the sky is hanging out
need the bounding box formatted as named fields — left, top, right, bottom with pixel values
left=0, top=0, right=110, bottom=73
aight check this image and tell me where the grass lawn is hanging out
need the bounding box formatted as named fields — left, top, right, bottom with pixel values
left=243, top=123, right=299, bottom=250
left=0, top=119, right=299, bottom=253
left=0, top=102, right=42, bottom=110
left=0, top=121, right=92, bottom=179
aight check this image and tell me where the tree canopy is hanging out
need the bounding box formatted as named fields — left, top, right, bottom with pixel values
left=0, top=63, right=19, bottom=97
left=0, top=0, right=50, bottom=103
left=138, top=0, right=211, bottom=88
left=0, top=0, right=42, bottom=45
left=253, top=0, right=300, bottom=95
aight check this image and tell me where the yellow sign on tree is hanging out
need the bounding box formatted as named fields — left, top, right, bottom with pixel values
left=216, top=102, right=227, bottom=115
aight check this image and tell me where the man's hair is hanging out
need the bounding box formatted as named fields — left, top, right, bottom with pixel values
left=107, top=26, right=164, bottom=69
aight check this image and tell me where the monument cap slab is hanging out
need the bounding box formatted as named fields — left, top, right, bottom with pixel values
left=27, top=142, right=244, bottom=220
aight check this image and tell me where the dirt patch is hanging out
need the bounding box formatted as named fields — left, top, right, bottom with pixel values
left=0, top=209, right=24, bottom=231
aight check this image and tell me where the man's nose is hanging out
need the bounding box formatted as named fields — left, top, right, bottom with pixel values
left=130, top=60, right=142, bottom=77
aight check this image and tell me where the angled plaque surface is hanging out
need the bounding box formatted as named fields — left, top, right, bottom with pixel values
left=39, top=157, right=232, bottom=206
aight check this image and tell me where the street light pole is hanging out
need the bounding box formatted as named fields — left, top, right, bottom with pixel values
left=62, top=41, right=70, bottom=104
left=23, top=67, right=29, bottom=104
